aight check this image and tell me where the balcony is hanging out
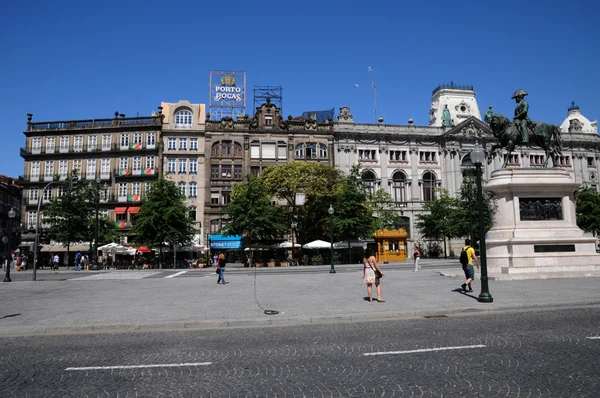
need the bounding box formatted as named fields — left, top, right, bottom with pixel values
left=20, top=142, right=159, bottom=157
left=114, top=168, right=156, bottom=178
left=28, top=116, right=161, bottom=132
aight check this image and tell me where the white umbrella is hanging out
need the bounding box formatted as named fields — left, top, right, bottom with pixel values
left=333, top=240, right=367, bottom=250
left=271, top=241, right=301, bottom=249
left=302, top=239, right=331, bottom=249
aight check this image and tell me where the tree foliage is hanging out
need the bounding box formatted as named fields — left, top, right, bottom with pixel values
left=222, top=176, right=287, bottom=240
left=333, top=165, right=375, bottom=242
left=450, top=171, right=492, bottom=243
left=576, top=186, right=600, bottom=236
left=415, top=188, right=457, bottom=242
left=370, top=188, right=402, bottom=230
left=130, top=178, right=195, bottom=268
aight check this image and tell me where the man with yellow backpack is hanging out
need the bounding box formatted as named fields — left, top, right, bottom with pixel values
left=459, top=239, right=480, bottom=293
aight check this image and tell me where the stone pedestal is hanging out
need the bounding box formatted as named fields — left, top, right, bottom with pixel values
left=485, top=168, right=600, bottom=280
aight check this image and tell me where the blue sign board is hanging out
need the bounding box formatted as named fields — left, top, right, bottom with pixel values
left=209, top=234, right=242, bottom=249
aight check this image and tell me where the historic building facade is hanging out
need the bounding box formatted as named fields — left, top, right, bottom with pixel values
left=0, top=175, right=22, bottom=253
left=203, top=98, right=334, bottom=253
left=160, top=100, right=206, bottom=246
left=18, top=111, right=163, bottom=241
left=334, top=85, right=600, bottom=255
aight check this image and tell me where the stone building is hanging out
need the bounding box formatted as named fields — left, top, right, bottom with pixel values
left=159, top=100, right=206, bottom=247
left=18, top=111, right=163, bottom=243
left=0, top=175, right=22, bottom=254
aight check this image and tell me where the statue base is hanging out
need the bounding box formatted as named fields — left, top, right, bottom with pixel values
left=485, top=168, right=600, bottom=280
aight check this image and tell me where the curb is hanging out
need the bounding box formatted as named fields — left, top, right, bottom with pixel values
left=3, top=301, right=600, bottom=337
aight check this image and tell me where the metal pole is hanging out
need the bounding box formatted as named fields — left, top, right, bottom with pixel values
left=329, top=214, right=335, bottom=274
left=3, top=216, right=12, bottom=282
left=475, top=163, right=493, bottom=303
left=32, top=181, right=56, bottom=281
left=94, top=193, right=99, bottom=269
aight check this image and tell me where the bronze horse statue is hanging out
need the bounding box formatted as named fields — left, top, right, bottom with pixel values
left=486, top=114, right=563, bottom=168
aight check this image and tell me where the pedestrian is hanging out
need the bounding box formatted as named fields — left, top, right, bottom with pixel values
left=413, top=246, right=421, bottom=271
left=83, top=255, right=90, bottom=271
left=21, top=255, right=28, bottom=271
left=75, top=251, right=82, bottom=271
left=362, top=248, right=385, bottom=303
left=460, top=239, right=480, bottom=293
left=52, top=254, right=59, bottom=271
left=215, top=253, right=227, bottom=285
left=212, top=253, right=218, bottom=267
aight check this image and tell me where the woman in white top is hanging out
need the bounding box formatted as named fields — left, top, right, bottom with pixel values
left=363, top=248, right=385, bottom=303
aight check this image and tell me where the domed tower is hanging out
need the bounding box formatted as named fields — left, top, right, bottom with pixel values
left=560, top=101, right=598, bottom=134
left=429, top=82, right=482, bottom=127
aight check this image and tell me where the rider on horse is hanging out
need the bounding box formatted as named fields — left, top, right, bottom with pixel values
left=512, top=89, right=533, bottom=144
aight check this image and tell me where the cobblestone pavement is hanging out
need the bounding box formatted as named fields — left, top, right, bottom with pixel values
left=1, top=307, right=599, bottom=397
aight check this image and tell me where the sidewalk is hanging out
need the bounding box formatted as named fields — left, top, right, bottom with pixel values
left=1, top=262, right=599, bottom=336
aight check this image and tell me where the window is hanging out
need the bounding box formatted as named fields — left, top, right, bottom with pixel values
left=27, top=211, right=37, bottom=230
left=504, top=154, right=520, bottom=166
left=86, top=159, right=96, bottom=178
left=175, top=110, right=193, bottom=128
left=390, top=150, right=408, bottom=162
left=211, top=165, right=220, bottom=179
left=587, top=157, right=595, bottom=167
left=319, top=143, right=328, bottom=158
left=60, top=136, right=69, bottom=152
left=57, top=186, right=65, bottom=197
left=530, top=155, right=545, bottom=166
left=30, top=161, right=40, bottom=178
left=210, top=219, right=221, bottom=233
left=72, top=160, right=82, bottom=173
left=190, top=138, right=198, bottom=151
left=147, top=132, right=156, bottom=147
left=58, top=160, right=68, bottom=179
left=179, top=138, right=187, bottom=151
left=73, top=136, right=83, bottom=152
left=211, top=141, right=243, bottom=158
left=178, top=159, right=187, bottom=174
left=119, top=157, right=128, bottom=170
left=167, top=159, right=176, bottom=174
left=133, top=133, right=142, bottom=145
left=234, top=165, right=243, bottom=179
left=120, top=134, right=129, bottom=148
left=131, top=182, right=141, bottom=197
left=118, top=183, right=128, bottom=198
left=251, top=142, right=260, bottom=159
left=32, top=138, right=42, bottom=153
left=358, top=149, right=377, bottom=161
left=221, top=165, right=232, bottom=179
left=101, top=159, right=111, bottom=177
left=262, top=142, right=276, bottom=159
left=46, top=137, right=55, bottom=153
left=44, top=161, right=54, bottom=178
left=392, top=172, right=407, bottom=203
left=88, top=135, right=97, bottom=151
left=189, top=182, right=197, bottom=198
left=556, top=156, right=571, bottom=167
left=419, top=151, right=437, bottom=163
left=278, top=142, right=287, bottom=159
left=189, top=207, right=197, bottom=221
left=29, top=188, right=39, bottom=203
left=102, top=135, right=111, bottom=151
left=132, top=157, right=142, bottom=173
left=422, top=171, right=436, bottom=202
left=362, top=171, right=376, bottom=198
left=211, top=192, right=220, bottom=205
left=222, top=192, right=231, bottom=204
left=43, top=188, right=53, bottom=203
left=189, top=159, right=197, bottom=174
left=264, top=115, right=273, bottom=126
left=178, top=181, right=186, bottom=195
left=146, top=156, right=155, bottom=170
left=250, top=166, right=260, bottom=176
left=168, top=138, right=176, bottom=150
left=295, top=143, right=327, bottom=159
left=145, top=182, right=154, bottom=195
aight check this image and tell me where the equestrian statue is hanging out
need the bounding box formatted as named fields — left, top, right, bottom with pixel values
left=485, top=89, right=563, bottom=168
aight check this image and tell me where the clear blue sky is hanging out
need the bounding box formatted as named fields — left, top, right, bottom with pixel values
left=1, top=0, right=598, bottom=178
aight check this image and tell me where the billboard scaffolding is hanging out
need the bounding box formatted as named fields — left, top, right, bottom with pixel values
left=253, top=86, right=283, bottom=115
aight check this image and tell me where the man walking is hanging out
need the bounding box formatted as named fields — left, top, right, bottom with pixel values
left=413, top=246, right=421, bottom=271
left=460, top=239, right=480, bottom=293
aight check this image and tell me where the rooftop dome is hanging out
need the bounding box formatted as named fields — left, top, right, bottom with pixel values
left=560, top=101, right=598, bottom=135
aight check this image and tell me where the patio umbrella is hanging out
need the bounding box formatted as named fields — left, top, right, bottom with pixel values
left=302, top=239, right=331, bottom=249
left=271, top=241, right=301, bottom=249
left=244, top=242, right=271, bottom=251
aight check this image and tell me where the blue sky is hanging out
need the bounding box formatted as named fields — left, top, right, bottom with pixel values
left=1, top=0, right=598, bottom=178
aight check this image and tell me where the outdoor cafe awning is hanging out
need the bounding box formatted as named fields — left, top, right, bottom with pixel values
left=113, top=207, right=127, bottom=214
left=127, top=207, right=141, bottom=214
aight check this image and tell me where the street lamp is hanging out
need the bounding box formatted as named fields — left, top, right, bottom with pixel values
left=291, top=221, right=297, bottom=266
left=328, top=205, right=335, bottom=274
left=470, top=143, right=493, bottom=303
left=94, top=181, right=109, bottom=269
left=4, top=207, right=16, bottom=282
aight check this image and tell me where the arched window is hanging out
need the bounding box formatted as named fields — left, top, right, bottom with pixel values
left=461, top=153, right=474, bottom=167
left=392, top=171, right=407, bottom=203
left=211, top=141, right=243, bottom=158
left=362, top=171, right=376, bottom=198
left=175, top=110, right=192, bottom=128
left=422, top=171, right=436, bottom=202
left=398, top=216, right=411, bottom=237
left=295, top=142, right=328, bottom=159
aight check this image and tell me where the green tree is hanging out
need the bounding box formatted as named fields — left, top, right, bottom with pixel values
left=79, top=180, right=119, bottom=256
left=334, top=165, right=376, bottom=262
left=130, top=178, right=195, bottom=269
left=451, top=172, right=493, bottom=245
left=415, top=188, right=457, bottom=258
left=221, top=176, right=287, bottom=240
left=576, top=185, right=600, bottom=237
left=370, top=188, right=402, bottom=230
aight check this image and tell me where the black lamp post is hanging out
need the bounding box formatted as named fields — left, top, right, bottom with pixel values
left=291, top=221, right=297, bottom=266
left=470, top=144, right=493, bottom=303
left=4, top=207, right=16, bottom=282
left=94, top=181, right=109, bottom=269
left=328, top=205, right=335, bottom=274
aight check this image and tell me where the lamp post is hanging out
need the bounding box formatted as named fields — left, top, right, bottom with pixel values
left=4, top=207, right=16, bottom=282
left=94, top=181, right=109, bottom=269
left=328, top=205, right=335, bottom=274
left=470, top=143, right=493, bottom=303
left=291, top=221, right=297, bottom=266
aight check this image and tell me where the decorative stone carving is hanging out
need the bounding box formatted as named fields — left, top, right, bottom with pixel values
left=338, top=106, right=354, bottom=123
left=519, top=198, right=563, bottom=221
left=304, top=120, right=318, bottom=130
left=278, top=116, right=288, bottom=130
left=338, top=144, right=356, bottom=153
left=455, top=100, right=471, bottom=114
left=457, top=121, right=484, bottom=139
left=249, top=116, right=259, bottom=130
left=568, top=118, right=583, bottom=133
left=220, top=117, right=235, bottom=130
